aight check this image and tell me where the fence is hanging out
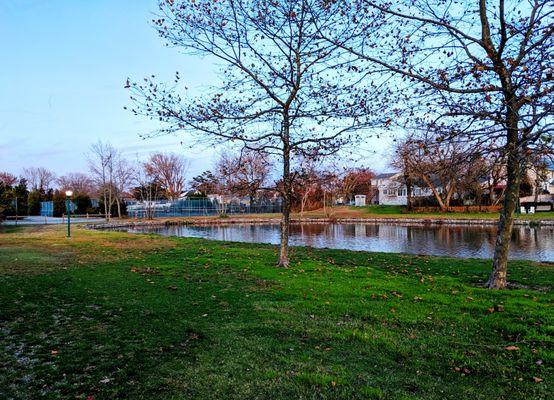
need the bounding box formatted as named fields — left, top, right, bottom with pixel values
left=40, top=200, right=76, bottom=217
left=40, top=201, right=53, bottom=217
left=126, top=198, right=282, bottom=219
left=412, top=205, right=502, bottom=213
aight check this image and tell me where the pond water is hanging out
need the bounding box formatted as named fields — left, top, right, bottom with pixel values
left=121, top=223, right=554, bottom=262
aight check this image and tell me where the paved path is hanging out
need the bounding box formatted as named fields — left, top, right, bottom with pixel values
left=3, top=216, right=106, bottom=225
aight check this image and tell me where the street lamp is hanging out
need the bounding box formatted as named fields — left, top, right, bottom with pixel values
left=65, top=190, right=73, bottom=238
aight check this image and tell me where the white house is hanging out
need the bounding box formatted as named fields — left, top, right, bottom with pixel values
left=527, top=163, right=554, bottom=195
left=371, top=172, right=432, bottom=206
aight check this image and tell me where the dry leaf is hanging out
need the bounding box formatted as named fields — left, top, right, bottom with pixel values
left=505, top=345, right=519, bottom=351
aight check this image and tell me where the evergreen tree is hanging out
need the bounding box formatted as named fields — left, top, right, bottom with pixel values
left=27, top=190, right=42, bottom=215
left=72, top=193, right=92, bottom=214
left=52, top=190, right=66, bottom=217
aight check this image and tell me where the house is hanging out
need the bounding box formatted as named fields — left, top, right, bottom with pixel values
left=527, top=162, right=554, bottom=195
left=371, top=172, right=432, bottom=206
left=519, top=162, right=554, bottom=211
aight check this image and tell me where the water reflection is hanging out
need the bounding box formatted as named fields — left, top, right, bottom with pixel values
left=124, top=223, right=554, bottom=261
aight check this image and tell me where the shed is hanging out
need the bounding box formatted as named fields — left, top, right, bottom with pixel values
left=354, top=195, right=367, bottom=207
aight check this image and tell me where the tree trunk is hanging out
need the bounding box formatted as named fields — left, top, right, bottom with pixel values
left=405, top=176, right=413, bottom=211
left=534, top=178, right=540, bottom=208
left=488, top=181, right=494, bottom=205
left=488, top=112, right=522, bottom=289
left=116, top=197, right=122, bottom=218
left=421, top=175, right=447, bottom=211
left=445, top=185, right=455, bottom=210
left=103, top=191, right=109, bottom=222
left=278, top=120, right=291, bottom=268
left=301, top=193, right=308, bottom=218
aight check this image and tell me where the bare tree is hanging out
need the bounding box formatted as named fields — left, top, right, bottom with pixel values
left=22, top=167, right=56, bottom=191
left=292, top=159, right=322, bottom=217
left=134, top=160, right=164, bottom=219
left=526, top=151, right=554, bottom=206
left=89, top=141, right=117, bottom=221
left=144, top=152, right=190, bottom=200
left=57, top=173, right=96, bottom=195
left=128, top=0, right=378, bottom=266
left=113, top=158, right=135, bottom=218
left=339, top=167, right=375, bottom=203
left=216, top=150, right=272, bottom=206
left=483, top=151, right=508, bottom=206
left=320, top=169, right=340, bottom=216
left=330, top=0, right=553, bottom=288
left=393, top=134, right=482, bottom=211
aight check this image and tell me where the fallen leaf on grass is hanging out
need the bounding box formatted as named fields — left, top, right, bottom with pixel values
left=533, top=377, right=543, bottom=383
left=505, top=345, right=519, bottom=351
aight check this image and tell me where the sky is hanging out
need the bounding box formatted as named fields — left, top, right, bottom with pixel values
left=0, top=0, right=392, bottom=181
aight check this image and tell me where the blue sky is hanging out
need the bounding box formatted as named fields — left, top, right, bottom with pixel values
left=0, top=0, right=390, bottom=180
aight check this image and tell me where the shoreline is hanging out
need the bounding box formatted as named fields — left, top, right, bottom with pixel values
left=85, top=215, right=554, bottom=230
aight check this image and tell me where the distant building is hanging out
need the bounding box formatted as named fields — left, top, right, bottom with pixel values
left=527, top=163, right=554, bottom=195
left=371, top=172, right=432, bottom=206
left=354, top=195, right=366, bottom=206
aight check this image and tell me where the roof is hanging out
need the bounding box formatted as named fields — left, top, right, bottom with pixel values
left=520, top=194, right=554, bottom=204
left=373, top=172, right=399, bottom=179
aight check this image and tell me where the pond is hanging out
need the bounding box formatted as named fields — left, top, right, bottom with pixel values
left=120, top=222, right=554, bottom=262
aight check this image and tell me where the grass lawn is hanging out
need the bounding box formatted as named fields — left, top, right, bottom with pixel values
left=274, top=205, right=554, bottom=220
left=0, top=225, right=552, bottom=399
left=116, top=206, right=554, bottom=224
left=345, top=205, right=554, bottom=220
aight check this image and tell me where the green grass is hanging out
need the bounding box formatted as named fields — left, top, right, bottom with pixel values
left=357, top=205, right=407, bottom=215
left=351, top=205, right=554, bottom=220
left=0, top=226, right=552, bottom=399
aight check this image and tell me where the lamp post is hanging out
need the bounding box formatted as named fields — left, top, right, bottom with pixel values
left=65, top=190, right=73, bottom=238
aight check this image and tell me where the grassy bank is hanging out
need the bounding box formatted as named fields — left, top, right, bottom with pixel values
left=336, top=205, right=554, bottom=220
left=0, top=226, right=552, bottom=399
left=113, top=205, right=554, bottom=227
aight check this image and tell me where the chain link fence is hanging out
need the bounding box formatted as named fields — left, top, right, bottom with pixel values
left=126, top=198, right=282, bottom=218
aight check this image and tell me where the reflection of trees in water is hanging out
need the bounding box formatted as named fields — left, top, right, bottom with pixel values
left=510, top=226, right=554, bottom=253
left=131, top=223, right=554, bottom=261
left=290, top=223, right=552, bottom=258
